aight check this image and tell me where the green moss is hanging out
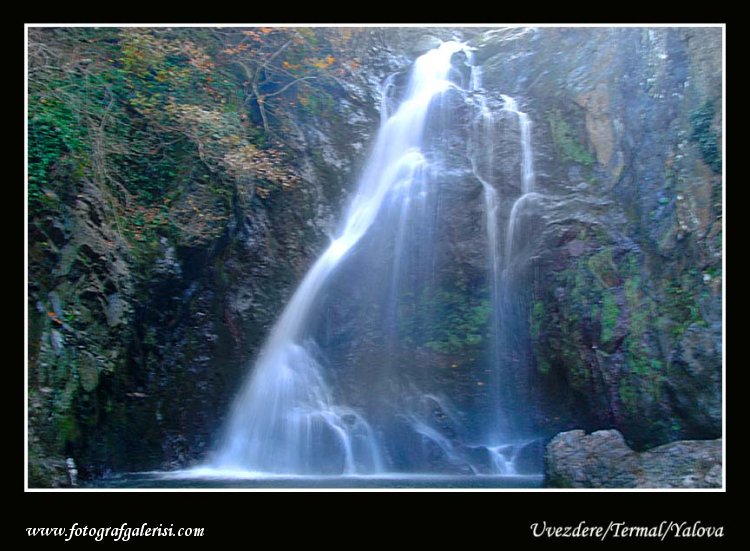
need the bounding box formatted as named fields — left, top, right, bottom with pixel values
left=567, top=341, right=589, bottom=388
left=600, top=292, right=619, bottom=344
left=622, top=251, right=640, bottom=277
left=624, top=275, right=640, bottom=309
left=534, top=237, right=679, bottom=423
left=401, top=283, right=490, bottom=355
left=587, top=248, right=619, bottom=288
left=690, top=101, right=721, bottom=173
left=625, top=349, right=664, bottom=401
left=625, top=276, right=650, bottom=343
left=538, top=238, right=672, bottom=406
left=28, top=96, right=88, bottom=209
left=548, top=108, right=595, bottom=166
left=619, top=271, right=665, bottom=399
left=661, top=277, right=704, bottom=339
left=537, top=358, right=551, bottom=375
left=618, top=378, right=638, bottom=414
left=57, top=412, right=79, bottom=447
left=704, top=264, right=721, bottom=278
left=530, top=300, right=544, bottom=339
left=569, top=260, right=588, bottom=321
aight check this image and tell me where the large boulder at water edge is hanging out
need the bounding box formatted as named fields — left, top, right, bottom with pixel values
left=545, top=429, right=722, bottom=488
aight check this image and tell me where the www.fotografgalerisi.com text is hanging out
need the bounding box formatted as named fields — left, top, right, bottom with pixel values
left=26, top=523, right=204, bottom=542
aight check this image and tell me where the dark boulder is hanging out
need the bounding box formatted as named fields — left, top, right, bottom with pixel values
left=545, top=429, right=721, bottom=488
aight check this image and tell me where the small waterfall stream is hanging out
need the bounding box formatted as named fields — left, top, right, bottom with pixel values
left=501, top=94, right=540, bottom=263
left=468, top=57, right=540, bottom=473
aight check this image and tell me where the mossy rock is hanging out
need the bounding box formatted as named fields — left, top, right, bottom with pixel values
left=78, top=351, right=99, bottom=392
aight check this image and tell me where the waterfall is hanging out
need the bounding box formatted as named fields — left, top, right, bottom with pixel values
left=209, top=39, right=543, bottom=478
left=213, top=41, right=467, bottom=474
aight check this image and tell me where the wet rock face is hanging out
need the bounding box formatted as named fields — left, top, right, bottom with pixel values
left=467, top=27, right=722, bottom=449
left=545, top=429, right=721, bottom=488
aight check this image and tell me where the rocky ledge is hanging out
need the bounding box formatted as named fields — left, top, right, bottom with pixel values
left=545, top=429, right=722, bottom=488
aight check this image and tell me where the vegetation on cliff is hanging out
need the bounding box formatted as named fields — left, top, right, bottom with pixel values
left=27, top=26, right=377, bottom=485
left=27, top=26, right=722, bottom=487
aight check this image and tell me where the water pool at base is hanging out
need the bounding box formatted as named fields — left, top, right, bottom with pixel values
left=92, top=469, right=544, bottom=489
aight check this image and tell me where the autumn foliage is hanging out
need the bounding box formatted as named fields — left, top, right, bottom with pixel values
left=28, top=27, right=368, bottom=251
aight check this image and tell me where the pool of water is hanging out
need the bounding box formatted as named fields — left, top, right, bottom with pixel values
left=90, top=469, right=545, bottom=489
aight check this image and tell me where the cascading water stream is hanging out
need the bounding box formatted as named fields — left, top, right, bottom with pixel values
left=501, top=94, right=535, bottom=195
left=466, top=58, right=541, bottom=472
left=212, top=41, right=467, bottom=475
left=495, top=93, right=541, bottom=453
left=501, top=94, right=539, bottom=262
left=205, top=39, right=545, bottom=479
left=466, top=59, right=506, bottom=447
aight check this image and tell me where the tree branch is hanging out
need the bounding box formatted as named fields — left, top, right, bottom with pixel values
left=262, top=76, right=317, bottom=99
